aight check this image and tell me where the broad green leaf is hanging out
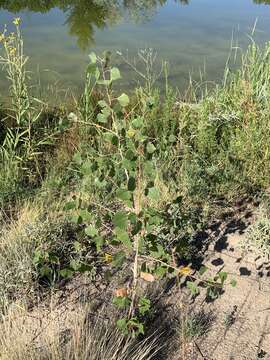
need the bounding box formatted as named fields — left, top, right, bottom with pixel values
left=104, top=132, right=113, bottom=143
left=128, top=318, right=144, bottom=335
left=70, top=214, right=82, bottom=224
left=94, top=177, right=106, bottom=188
left=113, top=296, right=131, bottom=309
left=198, top=266, right=208, bottom=276
left=218, top=271, right=228, bottom=284
left=64, top=201, right=76, bottom=211
left=125, top=149, right=136, bottom=161
left=146, top=142, right=156, bottom=154
left=118, top=93, right=130, bottom=107
left=148, top=215, right=162, bottom=225
left=111, top=67, right=121, bottom=81
left=102, top=107, right=111, bottom=117
left=115, top=228, right=132, bottom=249
left=98, top=100, right=107, bottom=108
left=122, top=159, right=136, bottom=171
left=70, top=259, right=81, bottom=271
left=112, top=251, right=126, bottom=268
left=154, top=266, right=167, bottom=278
left=150, top=244, right=166, bottom=259
left=97, top=113, right=107, bottom=123
left=59, top=268, right=74, bottom=279
left=49, top=254, right=59, bottom=264
left=85, top=225, right=98, bottom=237
left=230, top=279, right=237, bottom=287
left=89, top=52, right=97, bottom=64
left=97, top=108, right=110, bottom=123
left=73, top=241, right=82, bottom=252
left=33, top=250, right=41, bottom=265
left=81, top=161, right=93, bottom=175
left=79, top=209, right=92, bottom=222
left=87, top=63, right=97, bottom=75
left=94, top=236, right=104, bottom=251
left=138, top=297, right=151, bottom=316
left=111, top=135, right=119, bottom=146
left=78, top=264, right=93, bottom=273
left=97, top=79, right=111, bottom=86
left=207, top=287, right=218, bottom=300
left=132, top=117, right=144, bottom=129
left=128, top=212, right=137, bottom=224
left=104, top=270, right=112, bottom=282
left=73, top=152, right=82, bottom=165
left=116, top=189, right=131, bottom=201
left=128, top=177, right=136, bottom=191
left=168, top=134, right=176, bottom=143
left=112, top=211, right=128, bottom=229
left=131, top=221, right=142, bottom=236
left=91, top=161, right=98, bottom=172
left=148, top=187, right=160, bottom=201
left=187, top=281, right=199, bottom=295
left=116, top=318, right=128, bottom=334
left=144, top=161, right=155, bottom=177
left=138, top=236, right=146, bottom=252
left=41, top=266, right=53, bottom=278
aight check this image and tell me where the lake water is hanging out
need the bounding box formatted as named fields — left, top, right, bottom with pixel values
left=1, top=0, right=270, bottom=94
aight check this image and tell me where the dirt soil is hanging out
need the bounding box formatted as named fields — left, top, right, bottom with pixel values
left=197, top=229, right=270, bottom=360
left=168, top=201, right=270, bottom=360
left=3, top=200, right=270, bottom=360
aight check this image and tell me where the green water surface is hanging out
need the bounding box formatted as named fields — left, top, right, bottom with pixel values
left=1, top=0, right=270, bottom=93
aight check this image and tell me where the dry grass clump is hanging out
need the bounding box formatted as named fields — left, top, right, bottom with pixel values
left=242, top=200, right=270, bottom=259
left=0, top=204, right=41, bottom=311
left=0, top=203, right=71, bottom=311
left=246, top=218, right=270, bottom=257
left=0, top=304, right=160, bottom=360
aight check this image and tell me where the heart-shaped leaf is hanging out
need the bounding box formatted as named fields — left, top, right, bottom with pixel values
left=118, top=93, right=129, bottom=107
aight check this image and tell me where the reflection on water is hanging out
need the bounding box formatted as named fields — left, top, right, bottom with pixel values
left=0, top=0, right=270, bottom=92
left=0, top=1, right=191, bottom=49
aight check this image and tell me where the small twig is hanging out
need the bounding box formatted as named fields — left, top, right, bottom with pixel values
left=139, top=255, right=223, bottom=289
left=194, top=340, right=208, bottom=359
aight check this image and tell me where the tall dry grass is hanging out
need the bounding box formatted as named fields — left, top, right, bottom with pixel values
left=0, top=304, right=161, bottom=360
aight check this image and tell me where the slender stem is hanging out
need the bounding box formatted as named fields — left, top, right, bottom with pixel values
left=129, top=152, right=143, bottom=317
left=139, top=255, right=223, bottom=289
